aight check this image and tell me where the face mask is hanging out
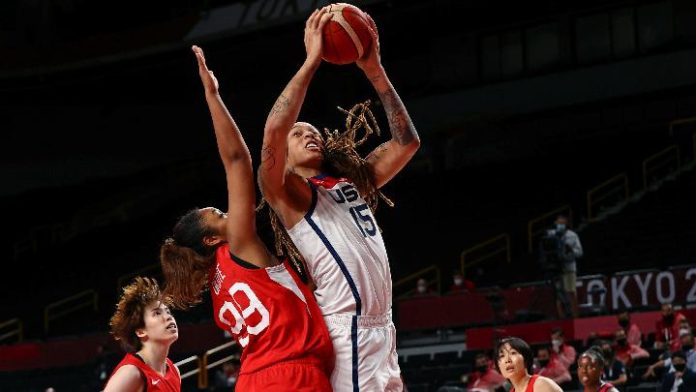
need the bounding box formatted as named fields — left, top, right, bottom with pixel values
left=417, top=285, right=427, bottom=293
left=555, top=224, right=566, bottom=233
left=618, top=319, right=629, bottom=328
left=538, top=359, right=549, bottom=368
left=552, top=339, right=562, bottom=348
left=476, top=365, right=488, bottom=373
left=617, top=338, right=627, bottom=346
left=683, top=344, right=694, bottom=351
left=674, top=363, right=687, bottom=372
left=454, top=278, right=463, bottom=286
left=602, top=350, right=614, bottom=360
left=664, top=314, right=675, bottom=324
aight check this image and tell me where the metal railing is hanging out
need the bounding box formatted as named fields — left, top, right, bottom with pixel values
left=199, top=341, right=239, bottom=389
left=642, top=145, right=680, bottom=189
left=173, top=341, right=240, bottom=389
left=0, top=318, right=23, bottom=344
left=527, top=205, right=573, bottom=252
left=44, top=289, right=98, bottom=333
left=586, top=173, right=629, bottom=220
left=175, top=354, right=201, bottom=380
left=393, top=265, right=441, bottom=299
left=460, top=233, right=510, bottom=278
left=669, top=116, right=696, bottom=137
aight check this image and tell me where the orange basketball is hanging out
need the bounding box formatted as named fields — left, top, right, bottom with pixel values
left=321, top=3, right=373, bottom=65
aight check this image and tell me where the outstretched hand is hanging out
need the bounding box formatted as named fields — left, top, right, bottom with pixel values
left=356, top=13, right=382, bottom=75
left=192, top=45, right=219, bottom=95
left=304, top=7, right=331, bottom=66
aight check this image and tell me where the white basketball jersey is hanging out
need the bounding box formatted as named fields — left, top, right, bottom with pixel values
left=287, top=175, right=392, bottom=316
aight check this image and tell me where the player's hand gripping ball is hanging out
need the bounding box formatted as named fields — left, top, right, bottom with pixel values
left=321, top=3, right=373, bottom=65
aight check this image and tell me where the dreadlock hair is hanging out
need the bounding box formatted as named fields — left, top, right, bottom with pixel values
left=110, top=276, right=171, bottom=352
left=160, top=208, right=218, bottom=309
left=323, top=100, right=393, bottom=210
left=261, top=100, right=394, bottom=283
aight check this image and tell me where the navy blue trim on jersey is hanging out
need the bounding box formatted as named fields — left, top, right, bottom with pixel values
left=351, top=316, right=359, bottom=391
left=305, top=182, right=362, bottom=391
left=304, top=184, right=362, bottom=314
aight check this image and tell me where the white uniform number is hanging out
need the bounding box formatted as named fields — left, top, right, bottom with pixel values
left=217, top=282, right=270, bottom=347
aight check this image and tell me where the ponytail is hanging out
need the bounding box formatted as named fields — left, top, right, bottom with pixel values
left=160, top=238, right=215, bottom=309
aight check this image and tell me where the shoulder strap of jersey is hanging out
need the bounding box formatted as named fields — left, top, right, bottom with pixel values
left=130, top=353, right=149, bottom=391
left=598, top=383, right=614, bottom=392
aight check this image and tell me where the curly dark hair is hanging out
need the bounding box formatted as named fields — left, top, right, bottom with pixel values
left=160, top=208, right=218, bottom=309
left=110, top=276, right=171, bottom=352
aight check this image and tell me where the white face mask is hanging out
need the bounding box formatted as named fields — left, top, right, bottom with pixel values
left=454, top=278, right=463, bottom=286
left=552, top=339, right=562, bottom=348
left=417, top=285, right=427, bottom=293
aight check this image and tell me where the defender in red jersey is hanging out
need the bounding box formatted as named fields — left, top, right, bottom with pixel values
left=159, top=46, right=333, bottom=391
left=104, top=277, right=181, bottom=392
left=495, top=337, right=562, bottom=392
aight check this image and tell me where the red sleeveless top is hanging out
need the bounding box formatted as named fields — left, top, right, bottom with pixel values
left=208, top=244, right=334, bottom=375
left=598, top=382, right=615, bottom=392
left=510, top=374, right=538, bottom=392
left=107, top=353, right=180, bottom=391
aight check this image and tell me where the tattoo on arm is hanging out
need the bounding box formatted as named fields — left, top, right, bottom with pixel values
left=261, top=145, right=276, bottom=171
left=378, top=88, right=416, bottom=146
left=367, top=142, right=389, bottom=162
left=368, top=73, right=382, bottom=83
left=270, top=94, right=290, bottom=118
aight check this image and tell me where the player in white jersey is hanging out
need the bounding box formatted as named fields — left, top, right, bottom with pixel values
left=258, top=8, right=420, bottom=391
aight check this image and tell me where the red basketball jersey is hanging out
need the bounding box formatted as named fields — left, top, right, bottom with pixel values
left=209, top=244, right=334, bottom=376
left=108, top=353, right=180, bottom=391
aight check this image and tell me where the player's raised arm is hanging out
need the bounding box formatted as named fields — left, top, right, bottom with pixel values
left=357, top=14, right=420, bottom=189
left=193, top=45, right=272, bottom=265
left=258, top=8, right=332, bottom=207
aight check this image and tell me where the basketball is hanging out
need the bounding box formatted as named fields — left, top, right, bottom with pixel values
left=321, top=3, right=373, bottom=65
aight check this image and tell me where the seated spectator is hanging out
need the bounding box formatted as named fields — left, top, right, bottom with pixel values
left=585, top=331, right=601, bottom=350
left=599, top=340, right=628, bottom=387
left=413, top=278, right=438, bottom=297
left=643, top=329, right=696, bottom=379
left=613, top=328, right=649, bottom=368
left=91, top=343, right=119, bottom=391
left=655, top=303, right=687, bottom=352
left=211, top=360, right=240, bottom=391
left=550, top=327, right=576, bottom=370
left=448, top=270, right=476, bottom=295
left=617, top=311, right=643, bottom=347
left=534, top=346, right=572, bottom=385
left=660, top=350, right=696, bottom=392
left=679, top=318, right=693, bottom=337
left=467, top=352, right=506, bottom=392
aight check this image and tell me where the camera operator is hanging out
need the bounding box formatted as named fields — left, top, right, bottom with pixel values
left=538, top=215, right=583, bottom=319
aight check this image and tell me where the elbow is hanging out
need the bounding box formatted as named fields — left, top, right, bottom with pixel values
left=404, top=136, right=421, bottom=157
left=411, top=136, right=421, bottom=152
left=263, top=121, right=285, bottom=138
left=223, top=150, right=252, bottom=166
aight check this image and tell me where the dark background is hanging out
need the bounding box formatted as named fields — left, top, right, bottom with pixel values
left=1, top=0, right=696, bottom=343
